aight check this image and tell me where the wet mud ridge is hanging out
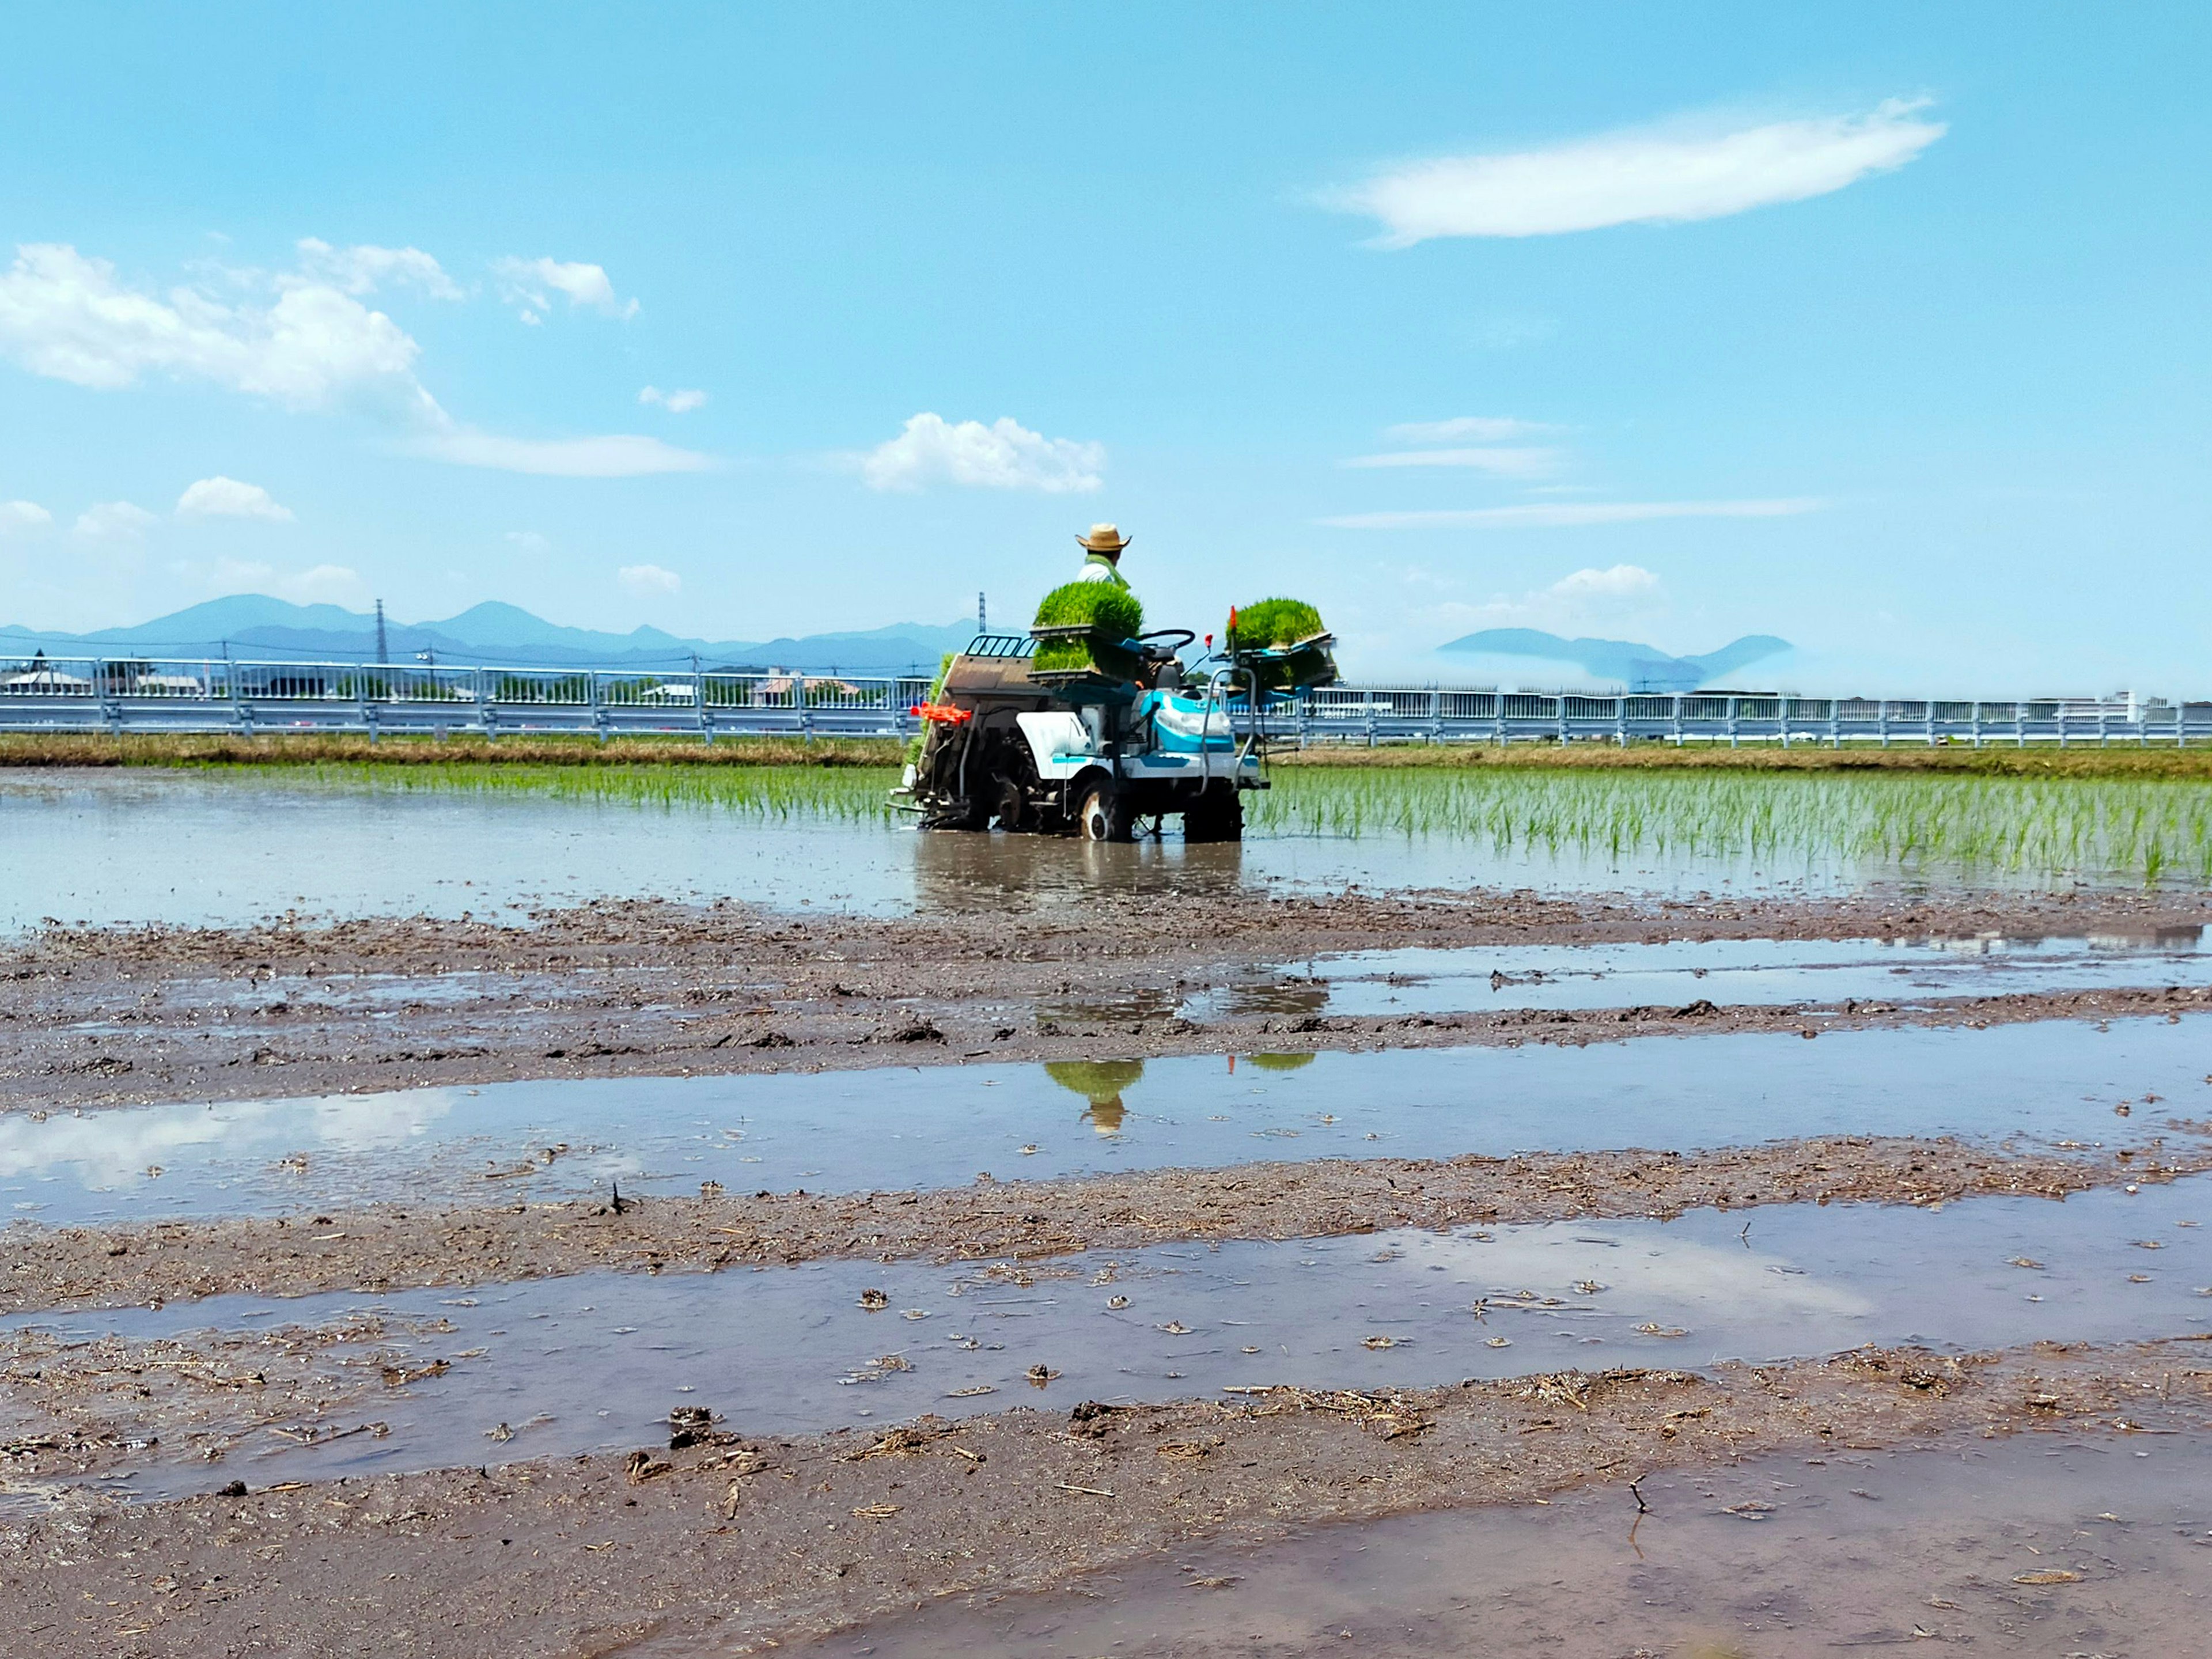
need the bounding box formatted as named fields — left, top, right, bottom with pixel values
left=5, top=888, right=2211, bottom=1111
left=7, top=1133, right=2199, bottom=1315
left=5, top=1340, right=2208, bottom=1658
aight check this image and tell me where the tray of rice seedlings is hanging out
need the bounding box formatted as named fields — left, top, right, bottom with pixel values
left=1226, top=597, right=1338, bottom=691
left=1029, top=581, right=1145, bottom=686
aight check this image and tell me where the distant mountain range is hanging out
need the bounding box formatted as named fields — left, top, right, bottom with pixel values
left=1439, top=628, right=1791, bottom=693
left=0, top=596, right=980, bottom=674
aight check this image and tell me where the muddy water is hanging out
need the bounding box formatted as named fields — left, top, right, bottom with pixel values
left=795, top=1427, right=2212, bottom=1658
left=1191, top=929, right=2212, bottom=1020
left=18, top=1178, right=2209, bottom=1501
left=10, top=1018, right=2210, bottom=1226
left=0, top=768, right=2024, bottom=934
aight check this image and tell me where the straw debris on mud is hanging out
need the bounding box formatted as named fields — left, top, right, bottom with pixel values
left=3, top=1340, right=2206, bottom=1658
left=4, top=888, right=2211, bottom=1112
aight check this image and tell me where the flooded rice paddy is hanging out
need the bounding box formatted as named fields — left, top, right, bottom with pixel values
left=13, top=1177, right=2209, bottom=1500
left=1192, top=928, right=2212, bottom=1021
left=10, top=1017, right=2210, bottom=1226
left=16, top=762, right=2212, bottom=930
left=796, top=1427, right=2212, bottom=1658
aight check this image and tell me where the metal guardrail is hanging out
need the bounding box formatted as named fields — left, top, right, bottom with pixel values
left=0, top=654, right=2203, bottom=747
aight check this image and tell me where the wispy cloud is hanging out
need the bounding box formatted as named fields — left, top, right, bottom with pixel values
left=1324, top=499, right=1825, bottom=530
left=1385, top=416, right=1556, bottom=444
left=176, top=475, right=293, bottom=522
left=618, top=563, right=681, bottom=596
left=1428, top=563, right=1668, bottom=635
left=410, top=425, right=713, bottom=478
left=0, top=499, right=52, bottom=537
left=639, top=385, right=708, bottom=414
left=294, top=238, right=463, bottom=300
left=1342, top=446, right=1563, bottom=478
left=493, top=256, right=637, bottom=324
left=73, top=501, right=158, bottom=541
left=196, top=556, right=369, bottom=607
left=1334, top=99, right=1946, bottom=246
left=0, top=241, right=708, bottom=479
left=862, top=413, right=1104, bottom=493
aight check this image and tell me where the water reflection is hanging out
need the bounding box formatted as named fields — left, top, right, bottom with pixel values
left=1043, top=1059, right=1145, bottom=1134
left=1187, top=929, right=2212, bottom=1021
left=911, top=831, right=1247, bottom=912
left=6, top=1020, right=2210, bottom=1228
left=20, top=1179, right=2210, bottom=1500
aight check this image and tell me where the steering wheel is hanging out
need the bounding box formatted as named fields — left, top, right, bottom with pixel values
left=1139, top=628, right=1196, bottom=652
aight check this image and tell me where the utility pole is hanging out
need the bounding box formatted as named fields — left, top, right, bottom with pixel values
left=978, top=590, right=986, bottom=634
left=374, top=599, right=388, bottom=665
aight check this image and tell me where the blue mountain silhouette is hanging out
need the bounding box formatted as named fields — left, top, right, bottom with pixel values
left=0, top=596, right=978, bottom=674
left=1439, top=628, right=1791, bottom=692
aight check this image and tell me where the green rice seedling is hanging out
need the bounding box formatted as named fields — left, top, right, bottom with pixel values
left=282, top=762, right=903, bottom=823
left=1031, top=582, right=1143, bottom=675
left=1249, top=766, right=2212, bottom=888
left=1226, top=598, right=1325, bottom=648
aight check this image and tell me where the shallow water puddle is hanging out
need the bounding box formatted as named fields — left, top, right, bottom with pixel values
left=1187, top=929, right=2212, bottom=1021
left=10, top=1017, right=2210, bottom=1225
left=13, top=1178, right=2209, bottom=1501
left=788, top=1426, right=2212, bottom=1658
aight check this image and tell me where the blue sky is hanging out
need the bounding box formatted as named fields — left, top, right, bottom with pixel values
left=0, top=3, right=2206, bottom=691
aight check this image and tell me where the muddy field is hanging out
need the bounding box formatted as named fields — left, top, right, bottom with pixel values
left=7, top=1134, right=2196, bottom=1316
left=7, top=885, right=2211, bottom=1112
left=5, top=1341, right=2207, bottom=1657
left=9, top=797, right=2212, bottom=1656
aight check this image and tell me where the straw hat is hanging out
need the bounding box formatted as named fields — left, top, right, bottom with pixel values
left=1076, top=523, right=1131, bottom=554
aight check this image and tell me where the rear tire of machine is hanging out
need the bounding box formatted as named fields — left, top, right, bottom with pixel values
left=1077, top=782, right=1133, bottom=842
left=1182, top=782, right=1245, bottom=843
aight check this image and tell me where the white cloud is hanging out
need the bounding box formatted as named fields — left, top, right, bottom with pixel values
left=1342, top=446, right=1563, bottom=478
left=0, top=499, right=52, bottom=537
left=1335, top=99, right=1946, bottom=246
left=493, top=256, right=637, bottom=320
left=176, top=475, right=294, bottom=522
left=1385, top=416, right=1555, bottom=444
left=294, top=238, right=463, bottom=300
left=73, top=501, right=158, bottom=541
left=0, top=243, right=424, bottom=408
left=199, top=556, right=369, bottom=607
left=506, top=531, right=551, bottom=556
left=1323, top=498, right=1825, bottom=530
left=410, top=425, right=713, bottom=478
left=618, top=563, right=681, bottom=596
left=1433, top=563, right=1668, bottom=634
left=862, top=412, right=1105, bottom=493
left=0, top=241, right=709, bottom=481
left=638, top=385, right=708, bottom=414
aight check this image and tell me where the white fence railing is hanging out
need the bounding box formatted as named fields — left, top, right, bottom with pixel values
left=0, top=653, right=2203, bottom=747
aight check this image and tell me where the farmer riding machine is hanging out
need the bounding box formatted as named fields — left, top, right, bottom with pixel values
left=895, top=590, right=1337, bottom=843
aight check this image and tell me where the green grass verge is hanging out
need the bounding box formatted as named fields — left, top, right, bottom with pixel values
left=0, top=732, right=904, bottom=768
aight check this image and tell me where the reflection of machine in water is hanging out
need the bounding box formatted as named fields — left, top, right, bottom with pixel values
left=1240, top=1052, right=1316, bottom=1073
left=1043, top=1059, right=1145, bottom=1134
left=910, top=831, right=1244, bottom=913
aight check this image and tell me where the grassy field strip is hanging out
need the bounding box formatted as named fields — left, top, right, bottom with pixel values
left=1252, top=767, right=2212, bottom=884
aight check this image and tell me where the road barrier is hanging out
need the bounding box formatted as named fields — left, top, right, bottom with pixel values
left=0, top=653, right=2202, bottom=748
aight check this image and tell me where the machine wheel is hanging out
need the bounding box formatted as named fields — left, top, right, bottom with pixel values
left=1182, top=782, right=1245, bottom=843
left=1076, top=781, right=1134, bottom=842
